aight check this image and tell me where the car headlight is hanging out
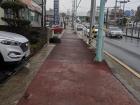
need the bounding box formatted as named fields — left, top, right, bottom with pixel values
left=1, top=40, right=21, bottom=46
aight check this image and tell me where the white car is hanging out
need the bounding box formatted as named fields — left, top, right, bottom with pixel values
left=107, top=27, right=124, bottom=39
left=0, top=31, right=30, bottom=63
left=77, top=24, right=83, bottom=31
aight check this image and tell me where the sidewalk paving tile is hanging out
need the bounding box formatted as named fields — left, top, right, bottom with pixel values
left=17, top=29, right=139, bottom=105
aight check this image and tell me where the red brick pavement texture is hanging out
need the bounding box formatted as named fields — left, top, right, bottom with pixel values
left=17, top=29, right=139, bottom=105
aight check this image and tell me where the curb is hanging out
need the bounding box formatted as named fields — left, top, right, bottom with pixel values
left=79, top=33, right=140, bottom=79
left=0, top=44, right=56, bottom=105
left=104, top=51, right=140, bottom=79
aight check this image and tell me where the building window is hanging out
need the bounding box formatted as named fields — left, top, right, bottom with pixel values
left=4, top=9, right=14, bottom=19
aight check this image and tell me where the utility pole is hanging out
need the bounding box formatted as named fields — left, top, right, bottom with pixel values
left=114, top=0, right=117, bottom=20
left=89, top=0, right=96, bottom=45
left=41, top=0, right=44, bottom=27
left=95, top=0, right=106, bottom=62
left=106, top=8, right=109, bottom=28
left=74, top=0, right=77, bottom=33
left=122, top=0, right=126, bottom=16
left=72, top=0, right=75, bottom=29
left=44, top=0, right=47, bottom=27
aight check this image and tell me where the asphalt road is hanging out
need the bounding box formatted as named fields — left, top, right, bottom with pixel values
left=104, top=36, right=140, bottom=73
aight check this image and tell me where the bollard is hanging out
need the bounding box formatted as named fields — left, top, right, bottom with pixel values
left=126, top=28, right=128, bottom=36
left=131, top=28, right=133, bottom=38
left=138, top=31, right=140, bottom=39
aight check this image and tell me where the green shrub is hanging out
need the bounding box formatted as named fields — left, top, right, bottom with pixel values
left=1, top=17, right=31, bottom=27
left=27, top=31, right=40, bottom=44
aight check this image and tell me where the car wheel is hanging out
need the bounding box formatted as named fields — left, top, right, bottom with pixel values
left=118, top=36, right=122, bottom=39
left=0, top=53, right=4, bottom=65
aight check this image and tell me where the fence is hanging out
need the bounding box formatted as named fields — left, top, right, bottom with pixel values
left=125, top=25, right=140, bottom=39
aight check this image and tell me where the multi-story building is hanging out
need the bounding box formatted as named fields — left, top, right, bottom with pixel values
left=0, top=0, right=43, bottom=27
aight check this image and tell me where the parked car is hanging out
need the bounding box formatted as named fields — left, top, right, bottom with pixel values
left=106, top=27, right=124, bottom=39
left=51, top=25, right=63, bottom=34
left=77, top=24, right=83, bottom=31
left=0, top=31, right=30, bottom=64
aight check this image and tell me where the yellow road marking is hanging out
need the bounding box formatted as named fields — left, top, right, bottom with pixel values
left=104, top=51, right=140, bottom=79
left=80, top=33, right=140, bottom=79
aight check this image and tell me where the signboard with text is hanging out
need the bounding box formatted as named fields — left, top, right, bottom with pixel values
left=54, top=0, right=59, bottom=25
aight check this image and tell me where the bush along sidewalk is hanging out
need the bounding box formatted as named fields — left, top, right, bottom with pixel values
left=27, top=28, right=50, bottom=56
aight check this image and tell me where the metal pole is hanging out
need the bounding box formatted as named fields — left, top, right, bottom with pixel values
left=41, top=0, right=44, bottom=27
left=95, top=0, right=106, bottom=62
left=114, top=0, right=117, bottom=20
left=106, top=8, right=109, bottom=28
left=74, top=0, right=77, bottom=33
left=72, top=0, right=75, bottom=29
left=44, top=0, right=47, bottom=27
left=89, top=0, right=96, bottom=45
left=123, top=0, right=125, bottom=16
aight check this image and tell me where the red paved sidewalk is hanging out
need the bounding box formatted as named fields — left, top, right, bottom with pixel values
left=17, top=29, right=139, bottom=105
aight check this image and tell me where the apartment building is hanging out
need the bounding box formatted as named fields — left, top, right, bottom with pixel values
left=0, top=0, right=42, bottom=27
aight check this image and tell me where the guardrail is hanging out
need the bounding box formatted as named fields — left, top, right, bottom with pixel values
left=125, top=28, right=140, bottom=39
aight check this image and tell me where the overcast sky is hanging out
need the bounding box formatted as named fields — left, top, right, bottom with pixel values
left=46, top=0, right=140, bottom=14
